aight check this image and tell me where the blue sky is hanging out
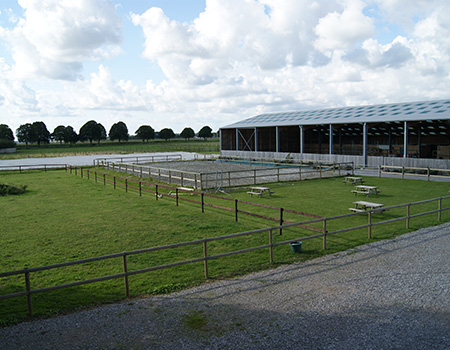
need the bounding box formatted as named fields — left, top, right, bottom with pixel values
left=1, top=0, right=450, bottom=137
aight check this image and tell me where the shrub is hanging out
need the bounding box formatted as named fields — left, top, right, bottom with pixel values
left=0, top=139, right=15, bottom=149
left=0, top=184, right=27, bottom=196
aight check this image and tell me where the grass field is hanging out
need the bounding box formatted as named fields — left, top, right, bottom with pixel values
left=0, top=138, right=220, bottom=159
left=1, top=167, right=450, bottom=325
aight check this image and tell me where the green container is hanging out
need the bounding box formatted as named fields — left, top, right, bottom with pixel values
left=290, top=241, right=302, bottom=253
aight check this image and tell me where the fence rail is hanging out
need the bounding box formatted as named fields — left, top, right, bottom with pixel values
left=101, top=161, right=355, bottom=189
left=0, top=164, right=68, bottom=172
left=2, top=194, right=449, bottom=317
left=379, top=165, right=450, bottom=180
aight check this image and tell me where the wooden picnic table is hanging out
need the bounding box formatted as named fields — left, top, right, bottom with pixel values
left=349, top=201, right=385, bottom=213
left=343, top=176, right=364, bottom=185
left=247, top=186, right=274, bottom=198
left=352, top=185, right=380, bottom=196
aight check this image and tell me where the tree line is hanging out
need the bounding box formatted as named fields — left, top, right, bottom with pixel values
left=0, top=121, right=214, bottom=147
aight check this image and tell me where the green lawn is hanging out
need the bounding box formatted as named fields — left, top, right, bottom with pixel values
left=0, top=138, right=220, bottom=159
left=1, top=168, right=449, bottom=325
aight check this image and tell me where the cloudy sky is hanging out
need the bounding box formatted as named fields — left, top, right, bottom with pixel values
left=1, top=0, right=450, bottom=137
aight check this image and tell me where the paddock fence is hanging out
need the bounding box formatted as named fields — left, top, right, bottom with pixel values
left=379, top=165, right=450, bottom=180
left=98, top=160, right=355, bottom=189
left=1, top=194, right=449, bottom=318
left=69, top=166, right=324, bottom=233
left=0, top=164, right=68, bottom=173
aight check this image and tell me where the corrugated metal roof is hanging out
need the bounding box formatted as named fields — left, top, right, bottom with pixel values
left=221, top=99, right=450, bottom=129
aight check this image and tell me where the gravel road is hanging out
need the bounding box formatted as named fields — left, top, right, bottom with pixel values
left=1, top=223, right=449, bottom=350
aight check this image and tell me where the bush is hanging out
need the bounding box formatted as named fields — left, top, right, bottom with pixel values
left=0, top=184, right=27, bottom=196
left=0, top=139, right=15, bottom=149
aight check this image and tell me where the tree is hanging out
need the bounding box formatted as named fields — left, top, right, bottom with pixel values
left=135, top=125, right=155, bottom=142
left=180, top=127, right=195, bottom=140
left=79, top=120, right=106, bottom=144
left=109, top=121, right=129, bottom=142
left=52, top=125, right=66, bottom=144
left=0, top=124, right=14, bottom=141
left=198, top=126, right=213, bottom=139
left=16, top=123, right=34, bottom=145
left=64, top=126, right=78, bottom=144
left=31, top=121, right=51, bottom=145
left=159, top=128, right=175, bottom=141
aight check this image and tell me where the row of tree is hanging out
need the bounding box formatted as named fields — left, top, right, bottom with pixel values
left=0, top=121, right=214, bottom=146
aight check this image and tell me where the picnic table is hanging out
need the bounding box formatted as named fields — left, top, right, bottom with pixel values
left=342, top=176, right=364, bottom=185
left=349, top=201, right=385, bottom=213
left=352, top=185, right=380, bottom=196
left=247, top=186, right=274, bottom=198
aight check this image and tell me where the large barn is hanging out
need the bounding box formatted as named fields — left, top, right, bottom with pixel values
left=220, top=99, right=450, bottom=168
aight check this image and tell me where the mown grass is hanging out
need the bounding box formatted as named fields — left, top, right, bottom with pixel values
left=1, top=168, right=449, bottom=325
left=0, top=138, right=220, bottom=159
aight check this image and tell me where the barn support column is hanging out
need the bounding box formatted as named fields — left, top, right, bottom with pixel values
left=363, top=123, right=368, bottom=167
left=254, top=128, right=258, bottom=152
left=329, top=124, right=334, bottom=155
left=418, top=125, right=421, bottom=158
left=404, top=121, right=408, bottom=158
left=276, top=126, right=280, bottom=153
left=236, top=128, right=239, bottom=151
left=299, top=125, right=304, bottom=155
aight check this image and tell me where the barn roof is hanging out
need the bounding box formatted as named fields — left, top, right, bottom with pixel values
left=222, top=99, right=450, bottom=129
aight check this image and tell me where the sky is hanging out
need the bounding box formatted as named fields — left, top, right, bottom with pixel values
left=1, top=0, right=450, bottom=137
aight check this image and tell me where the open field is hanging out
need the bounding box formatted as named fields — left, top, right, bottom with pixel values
left=0, top=139, right=220, bottom=160
left=1, top=168, right=450, bottom=325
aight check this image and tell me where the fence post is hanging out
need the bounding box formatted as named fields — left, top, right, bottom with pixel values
left=176, top=188, right=179, bottom=206
left=406, top=204, right=410, bottom=229
left=44, top=165, right=47, bottom=173
left=228, top=172, right=231, bottom=187
left=181, top=173, right=184, bottom=187
left=438, top=198, right=442, bottom=221
left=279, top=208, right=284, bottom=235
left=320, top=165, right=322, bottom=178
left=139, top=182, right=142, bottom=196
left=203, top=239, right=209, bottom=279
left=427, top=167, right=430, bottom=181
left=70, top=166, right=72, bottom=174
left=25, top=268, right=33, bottom=317
left=402, top=167, right=405, bottom=179
left=201, top=193, right=204, bottom=213
left=299, top=166, right=302, bottom=181
left=368, top=211, right=372, bottom=239
left=155, top=185, right=159, bottom=200
left=378, top=165, right=381, bottom=178
left=235, top=199, right=238, bottom=222
left=277, top=168, right=280, bottom=182
left=169, top=170, right=172, bottom=184
left=103, top=174, right=106, bottom=185
left=123, top=254, right=130, bottom=298
left=254, top=170, right=256, bottom=184
left=322, top=219, right=327, bottom=249
left=87, top=170, right=89, bottom=180
left=269, top=229, right=274, bottom=264
left=125, top=179, right=128, bottom=193
left=114, top=177, right=116, bottom=189
left=95, top=172, right=97, bottom=183
left=81, top=168, right=83, bottom=178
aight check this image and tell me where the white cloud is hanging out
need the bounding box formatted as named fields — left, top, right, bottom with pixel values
left=314, top=0, right=374, bottom=52
left=0, top=0, right=122, bottom=80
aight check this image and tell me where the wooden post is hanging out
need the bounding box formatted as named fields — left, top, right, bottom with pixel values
left=81, top=168, right=83, bottom=178
left=323, top=219, right=327, bottom=249
left=125, top=179, right=128, bottom=193
left=406, top=204, right=410, bottom=229
left=277, top=168, right=280, bottom=182
left=123, top=254, right=130, bottom=298
left=279, top=208, right=284, bottom=235
left=299, top=166, right=302, bottom=181
left=155, top=185, right=159, bottom=200
left=95, top=172, right=97, bottom=183
left=169, top=170, right=172, bottom=184
left=269, top=229, right=274, bottom=264
left=139, top=182, right=142, bottom=196
left=181, top=173, right=184, bottom=187
left=201, top=193, right=204, bottom=213
left=114, top=177, right=116, bottom=189
left=228, top=172, right=231, bottom=187
left=235, top=199, right=238, bottom=222
left=427, top=167, right=430, bottom=181
left=438, top=198, right=442, bottom=221
left=203, top=240, right=209, bottom=279
left=103, top=174, right=106, bottom=185
left=368, top=211, right=372, bottom=239
left=254, top=170, right=256, bottom=184
left=87, top=170, right=89, bottom=180
left=402, top=167, right=405, bottom=179
left=176, top=188, right=179, bottom=206
left=25, top=268, right=33, bottom=317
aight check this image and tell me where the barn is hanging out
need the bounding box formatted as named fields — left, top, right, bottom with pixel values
left=220, top=99, right=450, bottom=168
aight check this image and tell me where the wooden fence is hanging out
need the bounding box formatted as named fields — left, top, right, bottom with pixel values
left=379, top=165, right=450, bottom=180
left=70, top=167, right=323, bottom=232
left=0, top=164, right=68, bottom=173
left=1, top=194, right=449, bottom=317
left=100, top=160, right=355, bottom=189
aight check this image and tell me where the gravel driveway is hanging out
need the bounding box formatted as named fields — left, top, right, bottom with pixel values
left=1, top=223, right=449, bottom=350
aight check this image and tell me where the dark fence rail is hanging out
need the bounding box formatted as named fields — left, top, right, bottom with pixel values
left=0, top=164, right=68, bottom=173
left=379, top=165, right=450, bottom=180
left=2, top=194, right=449, bottom=317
